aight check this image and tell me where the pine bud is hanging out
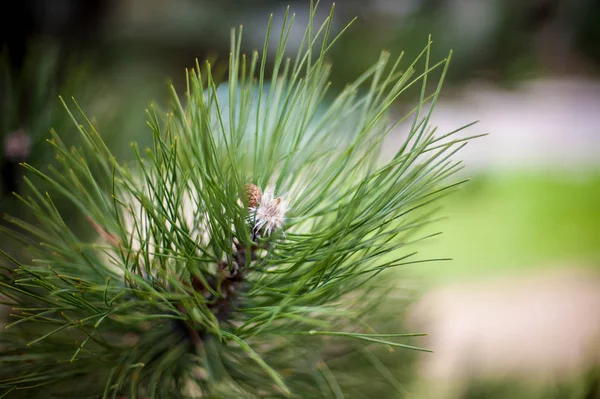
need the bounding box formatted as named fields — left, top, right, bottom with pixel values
left=244, top=183, right=262, bottom=208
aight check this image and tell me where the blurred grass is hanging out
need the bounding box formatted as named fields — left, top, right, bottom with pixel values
left=413, top=171, right=600, bottom=286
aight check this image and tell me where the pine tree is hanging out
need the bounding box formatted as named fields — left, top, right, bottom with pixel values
left=0, top=3, right=478, bottom=398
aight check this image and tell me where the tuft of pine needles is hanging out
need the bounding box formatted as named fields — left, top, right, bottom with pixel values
left=0, top=3, right=478, bottom=398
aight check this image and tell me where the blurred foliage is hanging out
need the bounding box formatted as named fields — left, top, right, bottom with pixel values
left=2, top=1, right=600, bottom=112
left=328, top=0, right=600, bottom=89
left=0, top=43, right=87, bottom=190
left=461, top=368, right=600, bottom=399
left=573, top=0, right=600, bottom=65
left=413, top=172, right=600, bottom=285
left=0, top=44, right=166, bottom=262
left=5, top=0, right=595, bottom=90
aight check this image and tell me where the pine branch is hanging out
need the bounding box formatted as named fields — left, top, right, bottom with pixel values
left=0, top=3, right=476, bottom=398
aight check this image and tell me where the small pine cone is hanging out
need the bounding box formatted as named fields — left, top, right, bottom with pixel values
left=244, top=183, right=262, bottom=208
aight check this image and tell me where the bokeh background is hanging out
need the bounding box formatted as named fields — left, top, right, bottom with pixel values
left=2, top=0, right=600, bottom=397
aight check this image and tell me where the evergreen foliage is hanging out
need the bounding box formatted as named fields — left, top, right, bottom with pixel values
left=0, top=3, right=477, bottom=398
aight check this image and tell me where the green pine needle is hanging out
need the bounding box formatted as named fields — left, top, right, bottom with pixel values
left=0, top=2, right=476, bottom=398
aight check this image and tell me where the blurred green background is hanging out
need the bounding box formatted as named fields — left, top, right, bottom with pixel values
left=2, top=0, right=600, bottom=397
left=418, top=172, right=600, bottom=285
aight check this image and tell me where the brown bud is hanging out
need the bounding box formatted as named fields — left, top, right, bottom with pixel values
left=244, top=183, right=262, bottom=208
